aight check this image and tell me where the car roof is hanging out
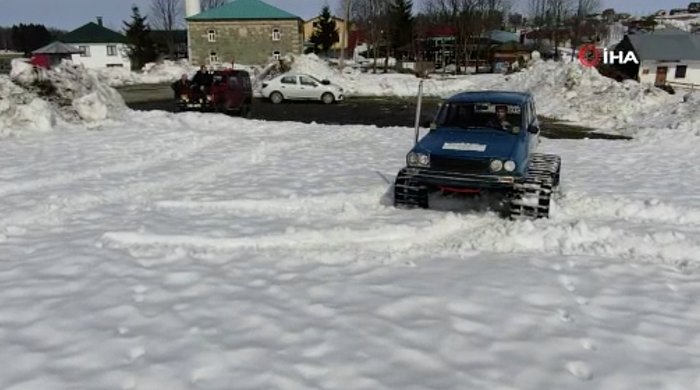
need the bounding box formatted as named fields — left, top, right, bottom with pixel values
left=445, top=90, right=532, bottom=105
left=278, top=73, right=316, bottom=78
left=213, top=69, right=249, bottom=76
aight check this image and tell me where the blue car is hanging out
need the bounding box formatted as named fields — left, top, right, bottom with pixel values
left=394, top=91, right=561, bottom=219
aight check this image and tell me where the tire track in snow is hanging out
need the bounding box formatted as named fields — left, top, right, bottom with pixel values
left=0, top=139, right=290, bottom=230
left=0, top=133, right=219, bottom=198
left=555, top=191, right=700, bottom=226
left=101, top=219, right=467, bottom=255
left=154, top=187, right=390, bottom=217
left=102, top=209, right=700, bottom=267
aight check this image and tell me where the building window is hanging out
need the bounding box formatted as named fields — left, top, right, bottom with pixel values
left=209, top=51, right=219, bottom=64
left=106, top=45, right=117, bottom=56
left=675, top=65, right=687, bottom=79
left=207, top=29, right=216, bottom=42
left=272, top=51, right=281, bottom=60
left=272, top=28, right=281, bottom=41
left=78, top=45, right=90, bottom=57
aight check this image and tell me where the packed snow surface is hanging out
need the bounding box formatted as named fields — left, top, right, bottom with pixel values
left=1, top=109, right=700, bottom=389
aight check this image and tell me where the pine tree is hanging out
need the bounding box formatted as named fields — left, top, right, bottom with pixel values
left=123, top=6, right=157, bottom=70
left=309, top=5, right=339, bottom=55
left=389, top=0, right=414, bottom=60
left=11, top=24, right=52, bottom=55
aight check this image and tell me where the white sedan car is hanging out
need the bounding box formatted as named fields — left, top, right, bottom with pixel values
left=261, top=74, right=344, bottom=104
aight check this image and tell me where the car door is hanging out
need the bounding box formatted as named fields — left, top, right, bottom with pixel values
left=298, top=75, right=320, bottom=100
left=226, top=75, right=243, bottom=109
left=278, top=75, right=300, bottom=99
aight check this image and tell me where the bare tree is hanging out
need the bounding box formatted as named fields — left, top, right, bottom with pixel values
left=150, top=0, right=183, bottom=56
left=422, top=0, right=510, bottom=74
left=337, top=0, right=353, bottom=68
left=201, top=0, right=227, bottom=11
left=528, top=0, right=573, bottom=58
left=352, top=0, right=391, bottom=73
left=151, top=0, right=183, bottom=30
left=571, top=0, right=601, bottom=59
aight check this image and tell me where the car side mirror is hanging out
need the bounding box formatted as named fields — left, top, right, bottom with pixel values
left=528, top=125, right=540, bottom=134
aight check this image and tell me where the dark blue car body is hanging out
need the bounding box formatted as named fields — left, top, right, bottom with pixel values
left=403, top=91, right=540, bottom=190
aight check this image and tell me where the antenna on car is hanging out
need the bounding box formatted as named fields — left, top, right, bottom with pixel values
left=414, top=79, right=424, bottom=146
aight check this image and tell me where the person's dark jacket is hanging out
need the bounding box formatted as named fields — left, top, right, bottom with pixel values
left=192, top=71, right=212, bottom=88
left=171, top=80, right=190, bottom=96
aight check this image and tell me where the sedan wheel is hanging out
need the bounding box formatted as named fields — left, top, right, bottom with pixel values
left=321, top=92, right=335, bottom=104
left=270, top=91, right=284, bottom=104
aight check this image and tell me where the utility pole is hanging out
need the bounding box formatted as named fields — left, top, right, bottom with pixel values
left=340, top=0, right=351, bottom=69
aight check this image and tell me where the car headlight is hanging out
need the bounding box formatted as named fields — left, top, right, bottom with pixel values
left=504, top=160, right=516, bottom=172
left=407, top=152, right=430, bottom=168
left=490, top=159, right=503, bottom=172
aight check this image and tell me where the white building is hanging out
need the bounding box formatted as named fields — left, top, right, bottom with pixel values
left=617, top=32, right=700, bottom=87
left=61, top=17, right=131, bottom=69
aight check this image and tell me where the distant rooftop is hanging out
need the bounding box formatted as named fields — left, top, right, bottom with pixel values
left=61, top=22, right=126, bottom=44
left=187, top=0, right=300, bottom=21
left=627, top=33, right=700, bottom=61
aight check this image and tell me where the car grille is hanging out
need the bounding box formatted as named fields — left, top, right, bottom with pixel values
left=430, top=157, right=490, bottom=174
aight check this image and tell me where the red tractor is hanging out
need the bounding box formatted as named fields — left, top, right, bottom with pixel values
left=176, top=70, right=253, bottom=117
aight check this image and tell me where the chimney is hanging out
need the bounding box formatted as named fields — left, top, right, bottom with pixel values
left=185, top=0, right=201, bottom=18
left=97, top=16, right=103, bottom=26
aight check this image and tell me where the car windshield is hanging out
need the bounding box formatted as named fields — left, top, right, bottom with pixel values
left=435, top=102, right=522, bottom=133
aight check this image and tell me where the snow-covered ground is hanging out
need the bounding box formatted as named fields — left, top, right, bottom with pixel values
left=1, top=107, right=700, bottom=388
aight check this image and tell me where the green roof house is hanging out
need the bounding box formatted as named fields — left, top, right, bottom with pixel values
left=185, top=0, right=304, bottom=65
left=61, top=17, right=131, bottom=69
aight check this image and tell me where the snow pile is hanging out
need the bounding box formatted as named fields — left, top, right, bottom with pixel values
left=94, top=60, right=262, bottom=87
left=1, top=60, right=127, bottom=136
left=0, top=76, right=57, bottom=136
left=287, top=53, right=494, bottom=97
left=497, top=60, right=678, bottom=132
left=93, top=60, right=198, bottom=87
left=657, top=16, right=700, bottom=32
left=495, top=60, right=700, bottom=137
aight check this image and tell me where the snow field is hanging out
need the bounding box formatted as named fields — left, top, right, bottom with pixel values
left=1, top=111, right=700, bottom=388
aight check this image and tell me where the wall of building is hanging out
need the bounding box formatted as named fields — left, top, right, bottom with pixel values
left=68, top=43, right=131, bottom=69
left=638, top=59, right=700, bottom=86
left=188, top=19, right=303, bottom=65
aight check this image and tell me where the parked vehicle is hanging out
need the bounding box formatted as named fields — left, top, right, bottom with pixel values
left=394, top=90, right=561, bottom=219
left=177, top=69, right=253, bottom=116
left=260, top=73, right=344, bottom=104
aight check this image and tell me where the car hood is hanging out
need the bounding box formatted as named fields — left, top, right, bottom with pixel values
left=415, top=128, right=519, bottom=159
